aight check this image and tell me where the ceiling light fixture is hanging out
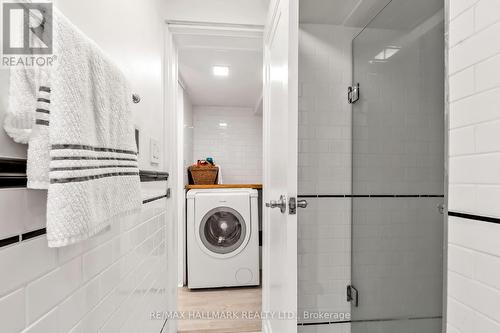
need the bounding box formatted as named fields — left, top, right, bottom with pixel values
left=213, top=66, right=229, bottom=77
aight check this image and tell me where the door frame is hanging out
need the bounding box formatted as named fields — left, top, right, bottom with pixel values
left=163, top=20, right=265, bottom=332
left=164, top=19, right=265, bottom=286
left=163, top=23, right=180, bottom=333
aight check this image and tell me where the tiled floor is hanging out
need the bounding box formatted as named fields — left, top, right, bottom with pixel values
left=177, top=286, right=262, bottom=333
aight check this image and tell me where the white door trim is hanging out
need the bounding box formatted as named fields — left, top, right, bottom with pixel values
left=163, top=24, right=180, bottom=333
left=262, top=0, right=299, bottom=331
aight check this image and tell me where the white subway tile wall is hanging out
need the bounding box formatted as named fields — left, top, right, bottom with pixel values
left=0, top=189, right=46, bottom=241
left=0, top=188, right=169, bottom=333
left=193, top=106, right=263, bottom=184
left=448, top=0, right=500, bottom=332
left=298, top=25, right=354, bottom=196
left=297, top=24, right=356, bottom=328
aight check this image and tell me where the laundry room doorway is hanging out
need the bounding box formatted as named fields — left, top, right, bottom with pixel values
left=164, top=20, right=267, bottom=333
left=164, top=0, right=301, bottom=330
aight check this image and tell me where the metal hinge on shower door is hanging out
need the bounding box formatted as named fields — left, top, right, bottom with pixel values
left=347, top=285, right=359, bottom=307
left=348, top=83, right=360, bottom=104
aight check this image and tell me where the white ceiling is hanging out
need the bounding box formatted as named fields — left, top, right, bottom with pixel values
left=176, top=0, right=441, bottom=108
left=299, top=0, right=442, bottom=30
left=299, top=0, right=391, bottom=26
left=163, top=0, right=270, bottom=26
left=177, top=32, right=263, bottom=108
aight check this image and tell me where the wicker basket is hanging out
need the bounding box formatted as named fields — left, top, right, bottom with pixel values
left=188, top=165, right=219, bottom=185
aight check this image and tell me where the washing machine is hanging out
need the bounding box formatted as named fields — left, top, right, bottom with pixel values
left=186, top=188, right=260, bottom=289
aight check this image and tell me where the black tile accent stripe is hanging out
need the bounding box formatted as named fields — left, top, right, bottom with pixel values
left=299, top=194, right=445, bottom=198
left=39, top=86, right=51, bottom=92
left=37, top=98, right=50, bottom=103
left=0, top=158, right=27, bottom=188
left=448, top=211, right=500, bottom=225
left=36, top=108, right=50, bottom=114
left=142, top=194, right=167, bottom=204
left=0, top=228, right=47, bottom=249
left=0, top=177, right=27, bottom=188
left=1, top=158, right=167, bottom=187
left=0, top=235, right=20, bottom=248
left=0, top=158, right=26, bottom=174
left=298, top=315, right=442, bottom=326
left=21, top=228, right=46, bottom=241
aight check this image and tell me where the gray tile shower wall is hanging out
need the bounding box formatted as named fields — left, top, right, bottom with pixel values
left=298, top=24, right=355, bottom=196
left=297, top=24, right=358, bottom=326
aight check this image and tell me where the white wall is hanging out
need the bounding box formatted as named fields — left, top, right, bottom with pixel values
left=163, top=0, right=269, bottom=26
left=193, top=106, right=263, bottom=184
left=297, top=24, right=355, bottom=332
left=0, top=0, right=169, bottom=332
left=447, top=1, right=500, bottom=332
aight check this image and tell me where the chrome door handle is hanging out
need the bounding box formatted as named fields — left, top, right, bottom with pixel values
left=297, top=199, right=308, bottom=208
left=266, top=195, right=286, bottom=214
left=288, top=197, right=308, bottom=214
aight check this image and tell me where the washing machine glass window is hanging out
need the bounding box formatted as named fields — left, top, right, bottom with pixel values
left=199, top=207, right=247, bottom=255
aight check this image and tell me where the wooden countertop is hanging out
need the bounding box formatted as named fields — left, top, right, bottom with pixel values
left=185, top=184, right=262, bottom=190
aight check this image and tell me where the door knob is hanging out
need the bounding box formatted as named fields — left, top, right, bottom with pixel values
left=265, top=195, right=286, bottom=213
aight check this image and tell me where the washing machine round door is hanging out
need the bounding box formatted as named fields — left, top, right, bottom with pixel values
left=199, top=207, right=247, bottom=256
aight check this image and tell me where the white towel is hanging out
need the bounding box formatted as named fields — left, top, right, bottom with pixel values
left=4, top=9, right=142, bottom=247
left=46, top=10, right=141, bottom=247
left=3, top=1, right=47, bottom=145
left=27, top=79, right=51, bottom=189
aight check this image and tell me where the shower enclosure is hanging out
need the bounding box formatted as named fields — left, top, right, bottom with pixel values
left=349, top=0, right=445, bottom=332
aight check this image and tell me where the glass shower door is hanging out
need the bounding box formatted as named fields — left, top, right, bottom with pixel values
left=350, top=0, right=445, bottom=332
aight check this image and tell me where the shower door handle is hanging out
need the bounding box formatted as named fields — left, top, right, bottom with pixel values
left=348, top=83, right=360, bottom=104
left=266, top=195, right=287, bottom=214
